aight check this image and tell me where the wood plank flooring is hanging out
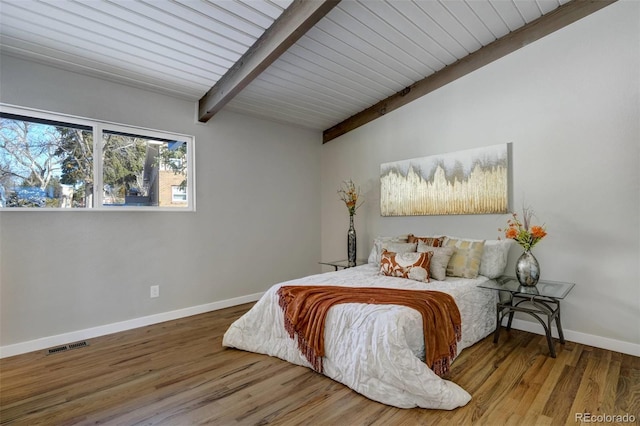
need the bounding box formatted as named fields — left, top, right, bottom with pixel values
left=1, top=303, right=638, bottom=425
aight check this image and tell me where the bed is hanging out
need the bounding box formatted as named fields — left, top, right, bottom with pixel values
left=223, top=236, right=511, bottom=410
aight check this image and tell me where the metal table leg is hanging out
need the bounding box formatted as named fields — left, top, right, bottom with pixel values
left=494, top=296, right=564, bottom=358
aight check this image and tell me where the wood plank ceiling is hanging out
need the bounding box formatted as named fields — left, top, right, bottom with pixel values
left=227, top=0, right=573, bottom=131
left=0, top=0, right=293, bottom=99
left=0, top=0, right=613, bottom=141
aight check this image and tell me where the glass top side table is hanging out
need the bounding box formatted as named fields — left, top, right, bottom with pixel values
left=319, top=259, right=368, bottom=271
left=479, top=275, right=575, bottom=357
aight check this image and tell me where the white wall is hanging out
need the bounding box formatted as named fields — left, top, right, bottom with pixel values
left=321, top=1, right=640, bottom=353
left=0, top=55, right=322, bottom=351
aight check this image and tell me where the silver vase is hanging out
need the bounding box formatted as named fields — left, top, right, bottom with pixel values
left=347, top=215, right=356, bottom=267
left=516, top=250, right=540, bottom=286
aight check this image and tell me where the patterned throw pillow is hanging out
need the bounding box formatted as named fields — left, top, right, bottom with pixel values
left=380, top=249, right=432, bottom=282
left=407, top=234, right=445, bottom=247
left=443, top=238, right=485, bottom=279
left=442, top=236, right=514, bottom=278
left=417, top=243, right=455, bottom=281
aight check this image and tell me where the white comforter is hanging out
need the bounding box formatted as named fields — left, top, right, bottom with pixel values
left=222, top=264, right=496, bottom=410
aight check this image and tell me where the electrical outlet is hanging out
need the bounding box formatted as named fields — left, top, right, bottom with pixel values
left=150, top=285, right=160, bottom=298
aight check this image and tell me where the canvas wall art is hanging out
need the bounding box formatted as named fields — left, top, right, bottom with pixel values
left=380, top=144, right=509, bottom=216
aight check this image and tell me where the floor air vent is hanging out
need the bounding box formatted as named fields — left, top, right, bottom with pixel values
left=46, top=340, right=89, bottom=355
left=47, top=345, right=69, bottom=355
left=68, top=341, right=88, bottom=350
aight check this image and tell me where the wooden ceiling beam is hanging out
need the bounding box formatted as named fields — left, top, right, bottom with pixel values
left=198, top=0, right=340, bottom=123
left=322, top=0, right=617, bottom=143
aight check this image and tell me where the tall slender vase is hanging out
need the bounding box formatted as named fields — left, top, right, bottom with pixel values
left=347, top=214, right=356, bottom=267
left=516, top=249, right=540, bottom=286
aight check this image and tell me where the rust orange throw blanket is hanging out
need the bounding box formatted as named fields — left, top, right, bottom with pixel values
left=277, top=285, right=462, bottom=377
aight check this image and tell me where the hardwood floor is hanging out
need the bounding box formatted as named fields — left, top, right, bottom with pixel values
left=1, top=303, right=638, bottom=425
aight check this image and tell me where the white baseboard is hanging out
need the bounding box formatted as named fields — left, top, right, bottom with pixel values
left=510, top=318, right=640, bottom=357
left=0, top=292, right=264, bottom=359
left=2, top=295, right=638, bottom=359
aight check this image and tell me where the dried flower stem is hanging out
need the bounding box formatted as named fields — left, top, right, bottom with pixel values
left=338, top=179, right=363, bottom=216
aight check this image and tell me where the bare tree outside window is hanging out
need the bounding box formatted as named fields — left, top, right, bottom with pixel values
left=0, top=109, right=193, bottom=210
left=0, top=116, right=92, bottom=208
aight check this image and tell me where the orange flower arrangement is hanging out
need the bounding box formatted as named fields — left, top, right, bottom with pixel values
left=500, top=206, right=547, bottom=251
left=338, top=180, right=363, bottom=216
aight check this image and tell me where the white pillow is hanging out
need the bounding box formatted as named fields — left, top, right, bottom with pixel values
left=367, top=235, right=410, bottom=266
left=479, top=239, right=513, bottom=278
left=384, top=241, right=417, bottom=252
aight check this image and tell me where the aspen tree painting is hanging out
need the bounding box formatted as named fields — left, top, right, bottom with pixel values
left=380, top=144, right=509, bottom=216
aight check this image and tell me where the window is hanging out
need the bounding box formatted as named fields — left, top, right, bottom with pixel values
left=0, top=105, right=195, bottom=211
left=101, top=130, right=190, bottom=208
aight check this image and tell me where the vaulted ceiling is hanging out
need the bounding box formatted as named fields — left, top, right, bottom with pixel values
left=0, top=0, right=615, bottom=141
